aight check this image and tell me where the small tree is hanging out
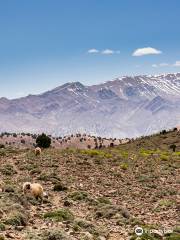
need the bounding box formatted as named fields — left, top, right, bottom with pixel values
left=36, top=133, right=51, bottom=148
left=0, top=144, right=5, bottom=149
left=94, top=144, right=98, bottom=149
left=21, top=139, right=25, bottom=144
left=161, top=130, right=167, bottom=135
left=170, top=144, right=176, bottom=152
left=110, top=142, right=114, bottom=147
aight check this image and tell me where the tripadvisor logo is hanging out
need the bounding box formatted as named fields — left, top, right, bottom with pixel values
left=134, top=226, right=173, bottom=236
left=135, top=227, right=143, bottom=236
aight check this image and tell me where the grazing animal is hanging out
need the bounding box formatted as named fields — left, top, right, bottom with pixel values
left=176, top=125, right=180, bottom=132
left=35, top=147, right=42, bottom=156
left=23, top=182, right=47, bottom=201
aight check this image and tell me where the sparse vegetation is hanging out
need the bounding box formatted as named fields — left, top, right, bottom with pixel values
left=170, top=144, right=176, bottom=152
left=44, top=208, right=74, bottom=222
left=5, top=211, right=27, bottom=226
left=53, top=183, right=68, bottom=191
left=68, top=191, right=88, bottom=201
left=120, top=163, right=129, bottom=170
left=0, top=223, right=5, bottom=231
left=0, top=164, right=16, bottom=175
left=0, top=129, right=179, bottom=239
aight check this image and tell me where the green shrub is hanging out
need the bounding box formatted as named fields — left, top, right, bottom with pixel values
left=68, top=191, right=88, bottom=201
left=95, top=204, right=119, bottom=219
left=160, top=154, right=169, bottom=161
left=53, top=183, right=68, bottom=191
left=44, top=209, right=74, bottom=222
left=0, top=164, right=16, bottom=175
left=5, top=212, right=27, bottom=226
left=0, top=223, right=5, bottom=231
left=159, top=199, right=174, bottom=207
left=97, top=197, right=111, bottom=205
left=174, top=152, right=180, bottom=156
left=36, top=133, right=51, bottom=148
left=73, top=219, right=99, bottom=236
left=120, top=163, right=128, bottom=170
left=42, top=229, right=71, bottom=240
left=79, top=149, right=112, bottom=158
left=165, top=233, right=180, bottom=240
left=26, top=229, right=71, bottom=240
left=169, top=144, right=176, bottom=152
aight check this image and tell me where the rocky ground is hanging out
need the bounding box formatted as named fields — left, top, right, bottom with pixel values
left=0, top=130, right=179, bottom=239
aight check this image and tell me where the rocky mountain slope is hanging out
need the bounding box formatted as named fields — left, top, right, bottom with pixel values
left=0, top=129, right=179, bottom=240
left=0, top=73, right=180, bottom=138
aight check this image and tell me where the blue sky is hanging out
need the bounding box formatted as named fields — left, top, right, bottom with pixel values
left=0, top=0, right=180, bottom=98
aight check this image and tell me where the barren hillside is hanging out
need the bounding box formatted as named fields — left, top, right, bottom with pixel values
left=0, top=129, right=179, bottom=240
left=0, top=133, right=127, bottom=150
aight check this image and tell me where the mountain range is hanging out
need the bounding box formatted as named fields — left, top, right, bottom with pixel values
left=0, top=73, right=180, bottom=138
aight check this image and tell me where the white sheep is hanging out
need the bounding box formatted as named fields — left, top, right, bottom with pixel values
left=23, top=182, right=47, bottom=202
left=34, top=147, right=42, bottom=156
left=176, top=125, right=180, bottom=132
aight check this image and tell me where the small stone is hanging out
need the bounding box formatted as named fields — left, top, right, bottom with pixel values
left=4, top=186, right=15, bottom=193
left=98, top=236, right=106, bottom=240
left=121, top=208, right=130, bottom=219
left=5, top=232, right=16, bottom=238
left=64, top=200, right=71, bottom=207
left=83, top=232, right=93, bottom=239
left=29, top=219, right=34, bottom=224
left=0, top=209, right=4, bottom=218
left=15, top=226, right=24, bottom=231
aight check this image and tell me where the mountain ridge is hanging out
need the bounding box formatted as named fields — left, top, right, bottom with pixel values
left=0, top=73, right=180, bottom=138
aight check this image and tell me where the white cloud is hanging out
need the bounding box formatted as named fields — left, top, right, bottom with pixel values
left=101, top=49, right=114, bottom=55
left=152, top=63, right=169, bottom=68
left=101, top=49, right=120, bottom=55
left=173, top=61, right=180, bottom=67
left=87, top=48, right=120, bottom=55
left=159, top=63, right=169, bottom=66
left=152, top=64, right=158, bottom=68
left=132, top=47, right=162, bottom=56
left=87, top=48, right=99, bottom=53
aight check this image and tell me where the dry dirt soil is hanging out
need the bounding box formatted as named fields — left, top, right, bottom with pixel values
left=0, top=130, right=179, bottom=240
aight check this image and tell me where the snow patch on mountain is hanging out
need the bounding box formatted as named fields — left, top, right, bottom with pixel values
left=0, top=73, right=180, bottom=138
